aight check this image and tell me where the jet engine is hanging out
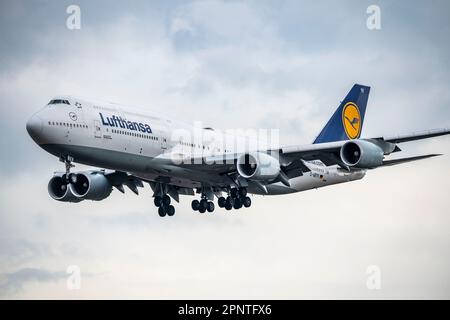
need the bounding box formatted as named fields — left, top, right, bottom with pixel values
left=237, top=152, right=281, bottom=181
left=69, top=171, right=113, bottom=201
left=340, top=140, right=384, bottom=169
left=48, top=174, right=82, bottom=202
left=48, top=171, right=113, bottom=202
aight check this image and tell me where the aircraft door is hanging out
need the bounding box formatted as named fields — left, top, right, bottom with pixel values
left=94, top=120, right=102, bottom=139
left=161, top=136, right=167, bottom=150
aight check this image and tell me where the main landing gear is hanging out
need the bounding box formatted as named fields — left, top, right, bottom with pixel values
left=154, top=194, right=175, bottom=217
left=191, top=187, right=251, bottom=214
left=217, top=187, right=251, bottom=211
left=191, top=196, right=215, bottom=214
left=157, top=187, right=251, bottom=217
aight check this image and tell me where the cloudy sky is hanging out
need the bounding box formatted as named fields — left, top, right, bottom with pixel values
left=1, top=0, right=449, bottom=299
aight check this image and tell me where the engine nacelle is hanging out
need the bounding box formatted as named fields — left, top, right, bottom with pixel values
left=237, top=152, right=281, bottom=180
left=48, top=175, right=82, bottom=202
left=69, top=172, right=113, bottom=201
left=340, top=140, right=384, bottom=168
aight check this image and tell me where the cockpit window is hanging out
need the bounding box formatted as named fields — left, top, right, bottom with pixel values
left=48, top=99, right=71, bottom=105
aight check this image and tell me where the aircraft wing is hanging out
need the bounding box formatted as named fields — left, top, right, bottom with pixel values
left=127, top=127, right=450, bottom=197
left=172, top=128, right=450, bottom=174
left=279, top=128, right=450, bottom=164
left=279, top=140, right=346, bottom=166
left=374, top=128, right=450, bottom=144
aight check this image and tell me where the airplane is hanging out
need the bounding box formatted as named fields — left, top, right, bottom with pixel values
left=26, top=84, right=450, bottom=217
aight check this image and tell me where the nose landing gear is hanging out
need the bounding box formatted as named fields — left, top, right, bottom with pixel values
left=59, top=155, right=75, bottom=183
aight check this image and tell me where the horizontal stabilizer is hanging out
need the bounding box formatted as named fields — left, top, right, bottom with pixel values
left=381, top=154, right=442, bottom=167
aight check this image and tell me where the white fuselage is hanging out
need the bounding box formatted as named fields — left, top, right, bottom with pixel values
left=27, top=96, right=366, bottom=195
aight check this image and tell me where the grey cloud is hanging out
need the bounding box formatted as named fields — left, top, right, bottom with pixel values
left=0, top=268, right=66, bottom=295
left=0, top=238, right=48, bottom=258
left=0, top=239, right=52, bottom=270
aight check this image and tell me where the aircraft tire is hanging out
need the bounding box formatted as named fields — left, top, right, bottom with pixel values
left=162, top=194, right=171, bottom=206
left=158, top=206, right=166, bottom=217
left=218, top=197, right=226, bottom=208
left=167, top=205, right=175, bottom=216
left=233, top=198, right=242, bottom=210
left=207, top=202, right=215, bottom=213
left=200, top=199, right=208, bottom=211
left=225, top=196, right=234, bottom=207
left=238, top=188, right=247, bottom=198
left=154, top=196, right=163, bottom=207
left=191, top=199, right=200, bottom=211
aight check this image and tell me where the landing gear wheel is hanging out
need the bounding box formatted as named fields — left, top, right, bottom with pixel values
left=233, top=198, right=242, bottom=210
left=200, top=199, right=208, bottom=211
left=238, top=187, right=247, bottom=198
left=199, top=206, right=206, bottom=214
left=207, top=202, right=215, bottom=213
left=158, top=206, right=166, bottom=217
left=191, top=199, right=200, bottom=211
left=154, top=196, right=163, bottom=207
left=225, top=197, right=234, bottom=210
left=218, top=197, right=226, bottom=208
left=162, top=194, right=171, bottom=206
left=243, top=196, right=251, bottom=208
left=167, top=205, right=175, bottom=216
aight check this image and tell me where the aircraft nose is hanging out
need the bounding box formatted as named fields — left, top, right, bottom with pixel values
left=26, top=113, right=43, bottom=142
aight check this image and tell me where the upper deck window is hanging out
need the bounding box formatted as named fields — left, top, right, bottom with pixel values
left=48, top=99, right=70, bottom=105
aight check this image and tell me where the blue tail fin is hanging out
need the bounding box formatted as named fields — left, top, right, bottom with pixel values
left=313, top=84, right=370, bottom=144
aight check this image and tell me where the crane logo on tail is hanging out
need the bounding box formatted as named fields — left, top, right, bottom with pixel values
left=342, top=102, right=361, bottom=139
